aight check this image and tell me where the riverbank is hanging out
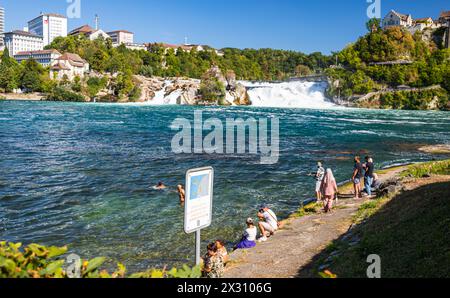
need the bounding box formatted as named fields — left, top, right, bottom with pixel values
left=0, top=93, right=44, bottom=101
left=224, top=160, right=450, bottom=278
left=2, top=74, right=449, bottom=110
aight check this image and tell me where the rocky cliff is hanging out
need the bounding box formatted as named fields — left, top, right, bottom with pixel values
left=134, top=66, right=251, bottom=106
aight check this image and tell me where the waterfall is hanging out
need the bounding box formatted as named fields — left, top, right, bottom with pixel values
left=143, top=79, right=335, bottom=109
left=145, top=80, right=180, bottom=105
left=242, top=81, right=335, bottom=109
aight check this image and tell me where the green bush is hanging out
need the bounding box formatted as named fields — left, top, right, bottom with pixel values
left=0, top=241, right=201, bottom=279
left=46, top=87, right=85, bottom=102
left=128, top=85, right=142, bottom=102
left=379, top=88, right=449, bottom=110
left=87, top=77, right=108, bottom=100
left=199, top=77, right=226, bottom=104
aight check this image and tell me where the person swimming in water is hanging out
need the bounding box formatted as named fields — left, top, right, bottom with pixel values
left=153, top=182, right=167, bottom=190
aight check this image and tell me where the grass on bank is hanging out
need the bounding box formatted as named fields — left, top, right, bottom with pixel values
left=302, top=159, right=450, bottom=278
left=401, top=159, right=450, bottom=178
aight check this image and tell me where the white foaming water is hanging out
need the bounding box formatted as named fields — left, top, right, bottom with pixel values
left=242, top=81, right=335, bottom=109
left=145, top=80, right=179, bottom=105
left=138, top=79, right=335, bottom=109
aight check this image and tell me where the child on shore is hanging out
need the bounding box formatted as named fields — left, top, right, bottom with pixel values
left=234, top=218, right=257, bottom=249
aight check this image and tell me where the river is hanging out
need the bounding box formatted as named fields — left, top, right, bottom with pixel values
left=0, top=100, right=449, bottom=272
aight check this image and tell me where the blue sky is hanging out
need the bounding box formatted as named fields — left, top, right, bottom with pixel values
left=1, top=0, right=448, bottom=54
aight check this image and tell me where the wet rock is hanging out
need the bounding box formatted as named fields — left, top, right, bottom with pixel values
left=378, top=179, right=403, bottom=197
left=178, top=87, right=199, bottom=105
left=230, top=83, right=252, bottom=106
left=133, top=73, right=252, bottom=106
left=207, top=65, right=227, bottom=87
left=226, top=70, right=237, bottom=91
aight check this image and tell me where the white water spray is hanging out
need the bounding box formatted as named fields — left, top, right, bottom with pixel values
left=242, top=81, right=335, bottom=109
left=142, top=80, right=335, bottom=109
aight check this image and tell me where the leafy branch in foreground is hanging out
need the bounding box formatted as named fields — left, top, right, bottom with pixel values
left=0, top=241, right=200, bottom=278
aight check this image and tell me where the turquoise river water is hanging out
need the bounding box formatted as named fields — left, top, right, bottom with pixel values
left=0, top=100, right=449, bottom=272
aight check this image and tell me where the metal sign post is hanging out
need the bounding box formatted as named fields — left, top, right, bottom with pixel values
left=195, top=229, right=201, bottom=266
left=184, top=167, right=214, bottom=266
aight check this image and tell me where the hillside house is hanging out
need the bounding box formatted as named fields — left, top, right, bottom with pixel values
left=50, top=53, right=89, bottom=80
left=382, top=10, right=413, bottom=28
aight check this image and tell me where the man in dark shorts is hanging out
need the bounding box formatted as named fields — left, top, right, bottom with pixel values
left=352, top=156, right=363, bottom=199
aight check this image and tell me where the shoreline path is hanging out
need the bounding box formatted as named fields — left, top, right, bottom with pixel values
left=224, top=167, right=407, bottom=278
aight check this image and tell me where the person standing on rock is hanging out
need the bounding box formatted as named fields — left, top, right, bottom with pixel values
left=321, top=169, right=338, bottom=213
left=315, top=162, right=326, bottom=202
left=352, top=156, right=363, bottom=199
left=363, top=157, right=375, bottom=198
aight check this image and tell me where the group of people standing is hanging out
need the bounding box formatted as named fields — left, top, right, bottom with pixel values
left=313, top=155, right=378, bottom=213
left=201, top=204, right=279, bottom=278
left=352, top=156, right=377, bottom=199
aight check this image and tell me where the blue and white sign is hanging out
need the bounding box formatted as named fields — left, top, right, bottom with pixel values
left=184, top=167, right=214, bottom=234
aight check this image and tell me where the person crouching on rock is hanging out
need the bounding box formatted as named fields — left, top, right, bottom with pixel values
left=257, top=204, right=279, bottom=243
left=321, top=169, right=338, bottom=213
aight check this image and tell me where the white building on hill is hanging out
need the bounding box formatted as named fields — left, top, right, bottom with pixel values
left=382, top=9, right=449, bottom=34
left=382, top=10, right=413, bottom=28
left=69, top=24, right=110, bottom=41
left=4, top=30, right=44, bottom=56
left=28, top=13, right=67, bottom=46
left=107, top=30, right=134, bottom=45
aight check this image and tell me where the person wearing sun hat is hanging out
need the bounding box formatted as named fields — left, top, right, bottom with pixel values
left=234, top=218, right=258, bottom=249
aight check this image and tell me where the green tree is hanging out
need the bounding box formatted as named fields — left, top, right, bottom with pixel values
left=199, top=69, right=226, bottom=104
left=112, top=70, right=135, bottom=98
left=72, top=76, right=82, bottom=92
left=0, top=48, right=22, bottom=92
left=295, top=65, right=312, bottom=77
left=366, top=18, right=381, bottom=32
left=0, top=64, right=20, bottom=92
left=87, top=77, right=108, bottom=100
left=20, top=59, right=46, bottom=92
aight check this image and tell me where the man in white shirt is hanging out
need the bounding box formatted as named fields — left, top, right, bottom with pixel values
left=257, top=204, right=278, bottom=242
left=315, top=162, right=325, bottom=201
